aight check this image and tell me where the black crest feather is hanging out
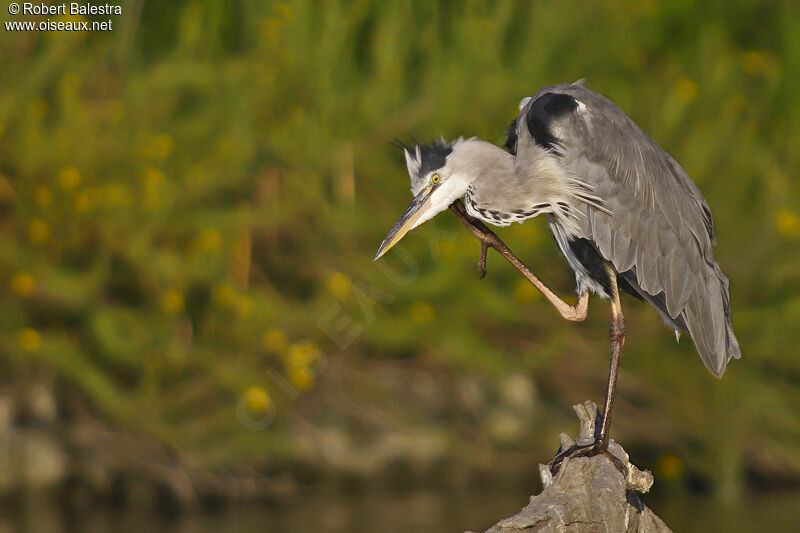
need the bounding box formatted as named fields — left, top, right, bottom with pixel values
left=417, top=139, right=452, bottom=177
left=400, top=138, right=453, bottom=178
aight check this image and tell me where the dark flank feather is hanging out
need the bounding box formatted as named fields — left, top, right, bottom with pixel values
left=504, top=119, right=519, bottom=155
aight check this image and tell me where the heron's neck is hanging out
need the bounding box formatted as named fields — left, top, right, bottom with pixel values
left=450, top=138, right=516, bottom=193
left=459, top=137, right=606, bottom=234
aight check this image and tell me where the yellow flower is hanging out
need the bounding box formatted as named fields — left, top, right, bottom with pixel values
left=11, top=271, right=35, bottom=297
left=654, top=453, right=684, bottom=481
left=326, top=271, right=351, bottom=298
left=234, top=295, right=253, bottom=318
left=28, top=219, right=50, bottom=243
left=286, top=340, right=320, bottom=368
left=142, top=134, right=175, bottom=160
left=514, top=279, right=540, bottom=303
left=33, top=186, right=51, bottom=208
left=195, top=228, right=222, bottom=252
left=213, top=284, right=236, bottom=309
left=409, top=301, right=434, bottom=324
left=145, top=167, right=165, bottom=183
left=288, top=366, right=314, bottom=391
left=742, top=50, right=765, bottom=75
left=18, top=328, right=41, bottom=352
left=161, top=289, right=185, bottom=314
left=57, top=167, right=81, bottom=190
left=243, top=386, right=271, bottom=414
left=262, top=329, right=288, bottom=353
left=674, top=77, right=697, bottom=103
left=775, top=208, right=800, bottom=239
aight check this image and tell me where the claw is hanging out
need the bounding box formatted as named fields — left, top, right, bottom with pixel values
left=478, top=242, right=488, bottom=279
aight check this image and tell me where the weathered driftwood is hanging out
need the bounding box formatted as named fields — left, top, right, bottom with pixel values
left=475, top=401, right=671, bottom=533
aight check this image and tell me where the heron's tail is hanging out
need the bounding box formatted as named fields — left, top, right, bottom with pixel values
left=683, top=263, right=741, bottom=378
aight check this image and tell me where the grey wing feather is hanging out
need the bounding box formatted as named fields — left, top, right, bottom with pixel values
left=527, top=84, right=740, bottom=376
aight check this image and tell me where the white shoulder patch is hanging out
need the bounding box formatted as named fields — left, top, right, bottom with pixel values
left=518, top=96, right=531, bottom=111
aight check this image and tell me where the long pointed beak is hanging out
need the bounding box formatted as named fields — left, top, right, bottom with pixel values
left=374, top=186, right=434, bottom=261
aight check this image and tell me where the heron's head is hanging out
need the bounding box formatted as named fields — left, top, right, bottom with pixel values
left=374, top=137, right=512, bottom=261
left=374, top=138, right=468, bottom=260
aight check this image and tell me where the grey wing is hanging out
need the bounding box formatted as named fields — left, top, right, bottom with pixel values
left=522, top=84, right=740, bottom=377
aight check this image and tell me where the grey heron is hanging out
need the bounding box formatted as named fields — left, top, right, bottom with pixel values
left=375, top=83, right=740, bottom=472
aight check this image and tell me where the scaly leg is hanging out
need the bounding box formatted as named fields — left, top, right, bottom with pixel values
left=598, top=263, right=625, bottom=447
left=549, top=263, right=626, bottom=475
left=449, top=200, right=589, bottom=322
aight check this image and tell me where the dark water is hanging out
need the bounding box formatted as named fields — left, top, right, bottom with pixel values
left=5, top=487, right=799, bottom=532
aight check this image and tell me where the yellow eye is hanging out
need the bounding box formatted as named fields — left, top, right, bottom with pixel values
left=431, top=173, right=440, bottom=184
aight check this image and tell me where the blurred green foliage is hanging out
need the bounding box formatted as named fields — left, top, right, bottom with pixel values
left=1, top=0, right=800, bottom=496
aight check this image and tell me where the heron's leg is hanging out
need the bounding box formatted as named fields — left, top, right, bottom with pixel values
left=449, top=200, right=589, bottom=322
left=549, top=263, right=626, bottom=475
left=598, top=263, right=625, bottom=447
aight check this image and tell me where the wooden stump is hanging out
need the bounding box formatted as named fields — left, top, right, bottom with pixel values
left=475, top=401, right=672, bottom=533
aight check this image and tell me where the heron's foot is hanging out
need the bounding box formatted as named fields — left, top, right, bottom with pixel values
left=478, top=242, right=488, bottom=279
left=548, top=400, right=627, bottom=477
left=549, top=439, right=626, bottom=476
left=540, top=401, right=652, bottom=495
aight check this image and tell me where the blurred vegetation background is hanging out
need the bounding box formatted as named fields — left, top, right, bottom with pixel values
left=1, top=0, right=800, bottom=530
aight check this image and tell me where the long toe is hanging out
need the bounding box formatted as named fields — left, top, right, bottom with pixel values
left=549, top=440, right=611, bottom=475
